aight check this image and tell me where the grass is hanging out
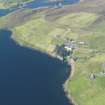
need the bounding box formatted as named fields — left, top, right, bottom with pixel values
left=0, top=3, right=6, bottom=9
left=13, top=14, right=56, bottom=53
left=12, top=12, right=98, bottom=53
left=68, top=54, right=105, bottom=105
left=57, top=12, right=98, bottom=28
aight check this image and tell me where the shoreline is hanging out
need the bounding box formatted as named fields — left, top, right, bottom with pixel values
left=11, top=31, right=77, bottom=105
left=11, top=33, right=64, bottom=61
left=63, top=58, right=77, bottom=105
left=12, top=34, right=77, bottom=105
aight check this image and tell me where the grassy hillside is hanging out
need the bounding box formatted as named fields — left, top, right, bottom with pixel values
left=12, top=12, right=98, bottom=54
left=0, top=0, right=105, bottom=105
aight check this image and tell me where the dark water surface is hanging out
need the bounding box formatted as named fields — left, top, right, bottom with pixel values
left=0, top=30, right=72, bottom=105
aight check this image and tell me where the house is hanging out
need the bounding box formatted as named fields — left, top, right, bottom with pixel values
left=78, top=41, right=86, bottom=45
left=64, top=39, right=76, bottom=52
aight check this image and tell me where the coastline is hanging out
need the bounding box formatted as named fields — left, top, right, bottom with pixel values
left=12, top=31, right=77, bottom=105
left=11, top=33, right=63, bottom=61
left=63, top=58, right=77, bottom=105
left=11, top=32, right=77, bottom=105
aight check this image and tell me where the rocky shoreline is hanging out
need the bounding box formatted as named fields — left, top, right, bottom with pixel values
left=63, top=58, right=77, bottom=105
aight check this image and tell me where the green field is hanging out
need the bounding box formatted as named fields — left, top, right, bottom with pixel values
left=12, top=12, right=98, bottom=53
